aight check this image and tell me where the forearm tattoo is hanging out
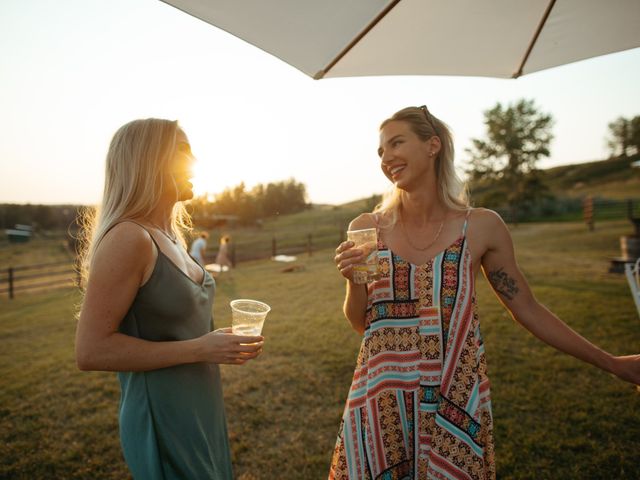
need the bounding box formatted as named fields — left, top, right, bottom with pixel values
left=488, top=267, right=519, bottom=300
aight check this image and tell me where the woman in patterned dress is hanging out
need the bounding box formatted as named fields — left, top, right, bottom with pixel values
left=330, top=106, right=640, bottom=480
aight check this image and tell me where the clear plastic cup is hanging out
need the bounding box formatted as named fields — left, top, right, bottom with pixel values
left=230, top=299, right=271, bottom=336
left=346, top=228, right=379, bottom=284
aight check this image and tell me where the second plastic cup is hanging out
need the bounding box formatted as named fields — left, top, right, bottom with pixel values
left=346, top=228, right=379, bottom=284
left=230, top=299, right=271, bottom=336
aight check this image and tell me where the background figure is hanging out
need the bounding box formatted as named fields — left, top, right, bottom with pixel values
left=331, top=105, right=640, bottom=480
left=215, top=235, right=233, bottom=270
left=74, top=118, right=263, bottom=479
left=189, top=231, right=209, bottom=266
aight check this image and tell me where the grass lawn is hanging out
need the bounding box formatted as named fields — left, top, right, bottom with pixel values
left=1, top=219, right=639, bottom=479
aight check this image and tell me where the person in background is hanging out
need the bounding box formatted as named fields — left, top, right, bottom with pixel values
left=215, top=235, right=233, bottom=271
left=190, top=230, right=209, bottom=266
left=75, top=118, right=263, bottom=479
left=330, top=105, right=640, bottom=479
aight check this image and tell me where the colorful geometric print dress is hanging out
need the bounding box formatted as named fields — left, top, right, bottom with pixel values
left=329, top=214, right=495, bottom=480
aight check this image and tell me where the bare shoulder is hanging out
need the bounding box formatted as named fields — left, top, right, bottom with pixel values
left=468, top=207, right=505, bottom=227
left=468, top=207, right=509, bottom=236
left=348, top=212, right=378, bottom=231
left=466, top=208, right=513, bottom=257
left=92, top=221, right=155, bottom=273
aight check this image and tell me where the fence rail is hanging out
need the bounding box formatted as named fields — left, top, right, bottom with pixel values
left=0, top=260, right=79, bottom=299
left=1, top=230, right=342, bottom=299
left=206, top=230, right=345, bottom=265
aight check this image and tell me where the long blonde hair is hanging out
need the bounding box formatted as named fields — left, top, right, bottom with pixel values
left=374, top=106, right=469, bottom=227
left=78, top=118, right=192, bottom=286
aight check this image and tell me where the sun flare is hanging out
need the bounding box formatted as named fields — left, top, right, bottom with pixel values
left=191, top=156, right=226, bottom=197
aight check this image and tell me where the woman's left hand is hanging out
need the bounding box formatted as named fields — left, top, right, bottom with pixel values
left=612, top=354, right=640, bottom=385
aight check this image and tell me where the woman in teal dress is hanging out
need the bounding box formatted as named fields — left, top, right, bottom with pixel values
left=75, top=118, right=264, bottom=479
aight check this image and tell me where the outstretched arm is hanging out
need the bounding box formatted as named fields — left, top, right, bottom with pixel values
left=479, top=210, right=640, bottom=385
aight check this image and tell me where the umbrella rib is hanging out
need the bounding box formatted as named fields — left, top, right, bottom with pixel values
left=513, top=0, right=557, bottom=78
left=314, top=0, right=402, bottom=79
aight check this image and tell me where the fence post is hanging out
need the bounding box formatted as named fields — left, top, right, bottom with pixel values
left=8, top=267, right=14, bottom=300
left=583, top=196, right=594, bottom=231
left=272, top=237, right=277, bottom=257
left=231, top=243, right=236, bottom=267
left=307, top=233, right=312, bottom=257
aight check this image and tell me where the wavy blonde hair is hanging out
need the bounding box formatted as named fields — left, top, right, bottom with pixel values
left=78, top=118, right=192, bottom=287
left=374, top=106, right=469, bottom=227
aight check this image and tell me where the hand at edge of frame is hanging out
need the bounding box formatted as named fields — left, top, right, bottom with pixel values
left=612, top=354, right=640, bottom=386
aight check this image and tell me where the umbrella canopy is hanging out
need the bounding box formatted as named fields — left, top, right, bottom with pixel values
left=161, top=0, right=640, bottom=79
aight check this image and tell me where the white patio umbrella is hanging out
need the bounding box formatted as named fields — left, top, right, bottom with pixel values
left=160, top=0, right=640, bottom=79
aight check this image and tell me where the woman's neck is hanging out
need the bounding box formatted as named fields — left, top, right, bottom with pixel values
left=400, top=190, right=446, bottom=227
left=147, top=204, right=174, bottom=230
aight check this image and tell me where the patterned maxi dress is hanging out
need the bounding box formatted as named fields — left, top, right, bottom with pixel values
left=329, top=216, right=495, bottom=480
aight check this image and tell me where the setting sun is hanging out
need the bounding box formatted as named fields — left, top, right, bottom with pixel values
left=190, top=153, right=226, bottom=198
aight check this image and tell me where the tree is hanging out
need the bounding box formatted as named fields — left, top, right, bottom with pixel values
left=466, top=99, right=554, bottom=220
left=607, top=115, right=640, bottom=158
left=633, top=116, right=640, bottom=155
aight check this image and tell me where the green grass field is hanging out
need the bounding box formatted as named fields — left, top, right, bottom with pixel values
left=1, top=220, right=639, bottom=479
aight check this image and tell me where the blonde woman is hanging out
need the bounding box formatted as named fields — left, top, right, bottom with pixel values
left=330, top=106, right=640, bottom=479
left=75, top=119, right=263, bottom=479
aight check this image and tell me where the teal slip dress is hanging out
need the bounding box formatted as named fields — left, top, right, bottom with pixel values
left=116, top=224, right=233, bottom=479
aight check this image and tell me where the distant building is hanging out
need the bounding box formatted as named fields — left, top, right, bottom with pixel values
left=5, top=224, right=32, bottom=243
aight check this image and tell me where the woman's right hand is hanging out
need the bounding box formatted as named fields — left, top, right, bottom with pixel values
left=197, top=327, right=264, bottom=365
left=334, top=240, right=364, bottom=282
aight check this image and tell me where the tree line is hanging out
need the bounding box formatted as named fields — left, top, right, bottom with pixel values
left=189, top=178, right=309, bottom=227
left=0, top=179, right=308, bottom=232
left=0, top=204, right=80, bottom=231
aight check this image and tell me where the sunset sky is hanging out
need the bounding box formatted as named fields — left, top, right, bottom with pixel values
left=1, top=0, right=639, bottom=206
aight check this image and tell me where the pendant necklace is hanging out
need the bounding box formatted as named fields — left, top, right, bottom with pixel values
left=148, top=222, right=178, bottom=244
left=400, top=209, right=445, bottom=252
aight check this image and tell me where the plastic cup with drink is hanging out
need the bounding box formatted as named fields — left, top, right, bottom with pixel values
left=346, top=227, right=379, bottom=284
left=230, top=299, right=271, bottom=336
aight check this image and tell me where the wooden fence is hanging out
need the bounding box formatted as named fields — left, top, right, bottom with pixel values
left=590, top=198, right=639, bottom=220
left=5, top=199, right=638, bottom=299
left=0, top=260, right=79, bottom=299
left=0, top=230, right=343, bottom=299
left=222, top=230, right=346, bottom=265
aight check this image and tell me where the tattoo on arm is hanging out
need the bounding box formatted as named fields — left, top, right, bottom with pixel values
left=488, top=267, right=519, bottom=301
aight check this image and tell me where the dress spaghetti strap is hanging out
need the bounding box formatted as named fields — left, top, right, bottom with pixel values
left=461, top=208, right=472, bottom=236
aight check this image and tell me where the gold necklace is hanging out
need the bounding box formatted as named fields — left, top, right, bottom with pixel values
left=148, top=222, right=178, bottom=244
left=400, top=210, right=445, bottom=251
